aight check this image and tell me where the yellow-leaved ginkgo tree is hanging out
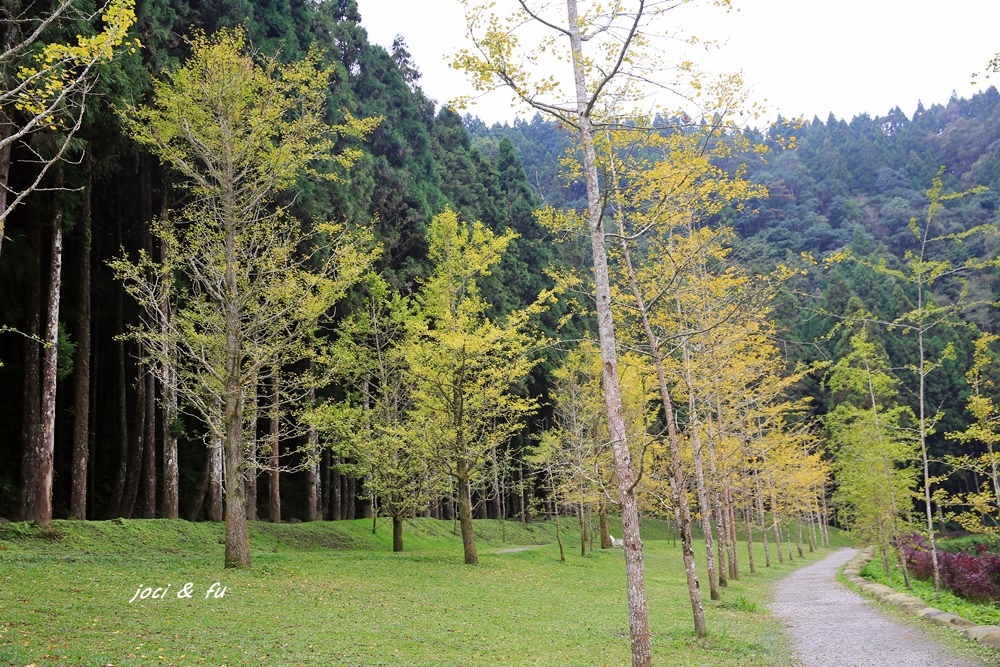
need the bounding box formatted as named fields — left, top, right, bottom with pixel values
left=406, top=208, right=554, bottom=565
left=113, top=28, right=379, bottom=568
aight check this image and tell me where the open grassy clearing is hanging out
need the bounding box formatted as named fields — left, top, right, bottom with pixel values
left=2, top=518, right=844, bottom=666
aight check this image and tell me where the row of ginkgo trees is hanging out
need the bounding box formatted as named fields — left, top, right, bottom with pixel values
left=533, top=126, right=830, bottom=637
left=113, top=18, right=830, bottom=658
left=451, top=3, right=834, bottom=662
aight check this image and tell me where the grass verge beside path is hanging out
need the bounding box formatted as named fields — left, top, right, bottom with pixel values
left=843, top=550, right=1000, bottom=667
left=858, top=553, right=1000, bottom=627
left=3, top=518, right=840, bottom=667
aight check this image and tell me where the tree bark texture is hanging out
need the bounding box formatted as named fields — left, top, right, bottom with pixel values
left=108, top=250, right=129, bottom=518
left=599, top=502, right=612, bottom=549
left=0, top=117, right=13, bottom=256
left=208, top=430, right=223, bottom=523
left=33, top=196, right=64, bottom=527
left=141, top=370, right=156, bottom=518
left=305, top=387, right=319, bottom=522
left=617, top=174, right=705, bottom=636
left=246, top=397, right=257, bottom=521
left=160, top=230, right=180, bottom=519
left=70, top=160, right=92, bottom=519
left=332, top=454, right=341, bottom=520
left=393, top=515, right=404, bottom=552
left=269, top=382, right=280, bottom=523
left=17, top=215, right=42, bottom=521
left=457, top=459, right=478, bottom=565
left=565, top=1, right=652, bottom=659
left=681, top=342, right=719, bottom=601
left=121, top=373, right=145, bottom=520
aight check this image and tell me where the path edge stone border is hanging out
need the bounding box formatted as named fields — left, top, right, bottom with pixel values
left=842, top=546, right=1000, bottom=651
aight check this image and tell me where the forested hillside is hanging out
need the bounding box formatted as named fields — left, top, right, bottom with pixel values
left=471, top=89, right=1000, bottom=476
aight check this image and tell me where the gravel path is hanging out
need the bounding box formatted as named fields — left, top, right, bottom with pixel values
left=771, top=548, right=983, bottom=667
left=494, top=545, right=544, bottom=554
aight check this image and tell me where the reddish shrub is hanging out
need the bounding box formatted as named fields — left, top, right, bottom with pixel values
left=901, top=532, right=1000, bottom=602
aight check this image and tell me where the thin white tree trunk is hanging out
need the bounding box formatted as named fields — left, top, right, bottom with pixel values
left=34, top=195, right=63, bottom=526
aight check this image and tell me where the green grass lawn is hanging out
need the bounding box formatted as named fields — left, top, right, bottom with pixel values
left=1, top=518, right=843, bottom=666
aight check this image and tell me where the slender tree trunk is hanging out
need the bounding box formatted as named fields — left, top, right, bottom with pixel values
left=87, top=320, right=98, bottom=520
left=223, top=380, right=249, bottom=566
left=188, top=453, right=210, bottom=521
left=108, top=202, right=128, bottom=519
left=269, top=378, right=280, bottom=523
left=680, top=342, right=719, bottom=600
left=305, top=386, right=319, bottom=521
left=141, top=371, right=156, bottom=518
left=361, top=480, right=373, bottom=520
left=321, top=449, right=330, bottom=520
left=769, top=480, right=784, bottom=564
left=756, top=475, right=770, bottom=567
left=109, top=212, right=129, bottom=518
left=492, top=449, right=503, bottom=521
left=566, top=1, right=651, bottom=659
left=555, top=504, right=566, bottom=562
left=725, top=484, right=739, bottom=579
left=616, top=189, right=705, bottom=635
left=304, top=449, right=319, bottom=521
left=332, top=454, right=341, bottom=520
left=220, top=187, right=250, bottom=566
left=0, top=118, right=12, bottom=257
left=716, top=500, right=729, bottom=587
left=121, top=373, right=145, bottom=520
left=70, top=159, right=92, bottom=519
left=33, top=192, right=64, bottom=527
left=518, top=460, right=527, bottom=523
left=139, top=160, right=157, bottom=520
left=673, top=487, right=705, bottom=634
left=744, top=508, right=756, bottom=574
left=346, top=471, right=356, bottom=520
left=457, top=460, right=478, bottom=564
left=160, top=371, right=179, bottom=518
left=160, top=232, right=179, bottom=519
left=820, top=492, right=830, bottom=547
left=245, top=380, right=257, bottom=521
left=18, top=213, right=42, bottom=521
left=916, top=298, right=941, bottom=590
left=773, top=516, right=784, bottom=562
left=393, top=515, right=404, bottom=552
left=208, top=429, right=223, bottom=523
left=600, top=501, right=612, bottom=549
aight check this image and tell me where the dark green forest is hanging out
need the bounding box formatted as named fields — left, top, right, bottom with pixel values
left=3, top=0, right=1000, bottom=542
left=470, top=92, right=1000, bottom=482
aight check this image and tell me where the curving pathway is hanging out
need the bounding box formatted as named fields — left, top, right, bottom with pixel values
left=771, top=548, right=984, bottom=667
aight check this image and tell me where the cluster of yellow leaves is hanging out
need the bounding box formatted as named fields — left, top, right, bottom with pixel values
left=408, top=209, right=549, bottom=485
left=16, top=0, right=137, bottom=123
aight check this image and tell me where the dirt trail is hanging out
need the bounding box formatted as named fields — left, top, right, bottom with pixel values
left=771, top=548, right=984, bottom=667
left=494, top=544, right=544, bottom=554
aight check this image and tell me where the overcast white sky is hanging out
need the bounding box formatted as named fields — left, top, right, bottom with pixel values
left=355, top=0, right=999, bottom=126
